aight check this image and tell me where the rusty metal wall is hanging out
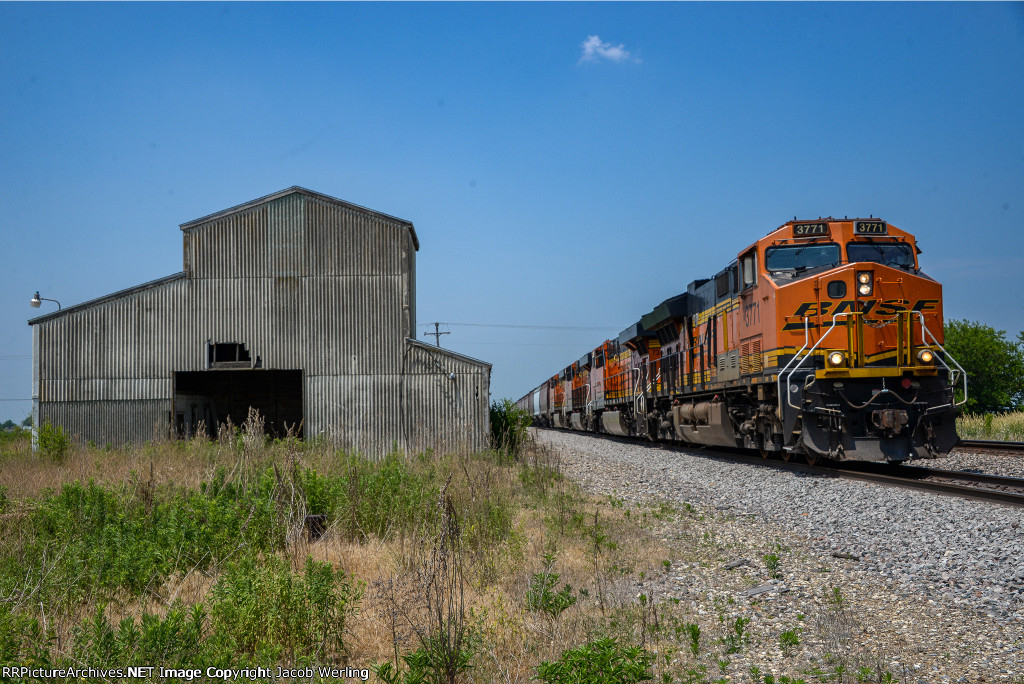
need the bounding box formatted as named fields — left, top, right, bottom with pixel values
left=31, top=189, right=488, bottom=455
left=401, top=341, right=491, bottom=454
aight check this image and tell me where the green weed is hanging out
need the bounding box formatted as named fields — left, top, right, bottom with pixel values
left=535, top=637, right=654, bottom=684
left=37, top=422, right=69, bottom=461
left=490, top=398, right=532, bottom=460
left=210, top=555, right=363, bottom=663
left=723, top=616, right=750, bottom=654
left=526, top=552, right=577, bottom=619
left=779, top=628, right=800, bottom=656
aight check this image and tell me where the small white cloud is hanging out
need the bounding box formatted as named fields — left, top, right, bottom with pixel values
left=578, top=35, right=638, bottom=64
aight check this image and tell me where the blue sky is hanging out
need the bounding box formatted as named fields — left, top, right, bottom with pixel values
left=1, top=2, right=1022, bottom=422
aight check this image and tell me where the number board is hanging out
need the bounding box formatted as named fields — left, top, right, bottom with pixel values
left=854, top=220, right=887, bottom=235
left=792, top=222, right=829, bottom=236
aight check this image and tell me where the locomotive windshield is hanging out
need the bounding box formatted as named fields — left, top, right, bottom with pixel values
left=765, top=243, right=840, bottom=273
left=846, top=242, right=916, bottom=269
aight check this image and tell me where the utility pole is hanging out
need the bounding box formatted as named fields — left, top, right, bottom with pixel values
left=424, top=322, right=450, bottom=347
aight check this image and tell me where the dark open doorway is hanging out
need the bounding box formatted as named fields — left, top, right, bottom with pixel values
left=173, top=369, right=303, bottom=438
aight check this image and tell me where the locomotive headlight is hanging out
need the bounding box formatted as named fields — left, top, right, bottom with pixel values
left=856, top=271, right=873, bottom=296
left=916, top=349, right=935, bottom=364
left=828, top=351, right=846, bottom=367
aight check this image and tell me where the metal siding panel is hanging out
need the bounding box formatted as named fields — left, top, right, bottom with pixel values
left=401, top=343, right=491, bottom=453
left=40, top=399, right=170, bottom=445
left=32, top=191, right=482, bottom=453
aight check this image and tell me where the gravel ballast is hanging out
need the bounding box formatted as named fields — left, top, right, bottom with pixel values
left=533, top=428, right=1024, bottom=681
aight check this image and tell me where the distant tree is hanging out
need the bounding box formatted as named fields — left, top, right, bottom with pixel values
left=943, top=319, right=1024, bottom=413
left=21, top=415, right=32, bottom=428
left=0, top=420, right=15, bottom=431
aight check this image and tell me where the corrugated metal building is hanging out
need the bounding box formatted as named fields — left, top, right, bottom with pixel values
left=28, top=187, right=491, bottom=455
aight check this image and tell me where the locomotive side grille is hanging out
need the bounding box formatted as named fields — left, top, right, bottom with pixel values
left=750, top=339, right=762, bottom=373
left=741, top=339, right=763, bottom=374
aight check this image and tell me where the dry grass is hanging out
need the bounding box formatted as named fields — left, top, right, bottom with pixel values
left=957, top=410, right=1024, bottom=441
left=4, top=427, right=992, bottom=682
left=0, top=429, right=678, bottom=680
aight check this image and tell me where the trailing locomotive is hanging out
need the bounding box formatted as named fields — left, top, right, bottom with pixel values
left=518, top=218, right=966, bottom=463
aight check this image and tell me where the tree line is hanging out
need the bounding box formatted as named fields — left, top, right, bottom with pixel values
left=943, top=319, right=1024, bottom=414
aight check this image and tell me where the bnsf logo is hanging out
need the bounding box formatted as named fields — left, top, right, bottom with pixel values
left=783, top=299, right=939, bottom=331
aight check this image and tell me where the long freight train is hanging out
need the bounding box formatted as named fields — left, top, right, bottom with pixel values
left=518, top=218, right=966, bottom=464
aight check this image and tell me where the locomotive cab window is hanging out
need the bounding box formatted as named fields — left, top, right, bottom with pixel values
left=846, top=242, right=916, bottom=270
left=765, top=243, right=840, bottom=274
left=740, top=251, right=757, bottom=289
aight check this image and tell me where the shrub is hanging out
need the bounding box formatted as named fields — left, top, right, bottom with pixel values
left=300, top=452, right=437, bottom=541
left=684, top=622, right=701, bottom=657
left=535, top=637, right=654, bottom=684
left=489, top=398, right=531, bottom=459
left=37, top=421, right=70, bottom=461
left=0, top=604, right=53, bottom=669
left=764, top=553, right=781, bottom=579
left=6, top=473, right=286, bottom=604
left=779, top=628, right=800, bottom=656
left=723, top=616, right=750, bottom=654
left=209, top=555, right=363, bottom=663
left=70, top=603, right=220, bottom=670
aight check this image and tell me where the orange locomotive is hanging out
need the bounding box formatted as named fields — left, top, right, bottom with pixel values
left=518, top=218, right=966, bottom=463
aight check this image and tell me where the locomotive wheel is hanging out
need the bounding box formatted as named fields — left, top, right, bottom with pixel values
left=780, top=450, right=792, bottom=462
left=804, top=451, right=818, bottom=466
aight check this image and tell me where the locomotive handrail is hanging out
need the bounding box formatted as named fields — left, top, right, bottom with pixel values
left=584, top=383, right=593, bottom=414
left=779, top=310, right=968, bottom=415
left=779, top=313, right=851, bottom=414
left=913, top=310, right=968, bottom=408
left=633, top=367, right=644, bottom=417
left=777, top=317, right=813, bottom=414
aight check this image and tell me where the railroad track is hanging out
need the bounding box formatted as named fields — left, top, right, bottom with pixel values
left=537, top=429, right=1024, bottom=507
left=833, top=461, right=1024, bottom=507
left=719, top=450, right=1024, bottom=508
left=954, top=439, right=1024, bottom=455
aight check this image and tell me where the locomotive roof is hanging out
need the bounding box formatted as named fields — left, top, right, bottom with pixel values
left=617, top=320, right=648, bottom=346
left=641, top=293, right=688, bottom=332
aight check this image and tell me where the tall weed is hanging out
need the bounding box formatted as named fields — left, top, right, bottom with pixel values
left=490, top=399, right=532, bottom=460
left=2, top=471, right=286, bottom=604
left=957, top=411, right=1024, bottom=441
left=210, top=555, right=363, bottom=663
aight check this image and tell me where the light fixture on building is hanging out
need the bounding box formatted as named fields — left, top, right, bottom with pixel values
left=30, top=291, right=61, bottom=310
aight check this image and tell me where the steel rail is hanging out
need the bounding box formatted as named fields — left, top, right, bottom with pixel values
left=955, top=439, right=1024, bottom=455
left=826, top=464, right=1024, bottom=508
left=534, top=428, right=1024, bottom=508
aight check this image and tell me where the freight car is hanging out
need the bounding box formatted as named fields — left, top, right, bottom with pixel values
left=518, top=218, right=966, bottom=463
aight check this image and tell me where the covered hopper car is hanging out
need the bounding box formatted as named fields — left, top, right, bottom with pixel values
left=518, top=218, right=966, bottom=463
